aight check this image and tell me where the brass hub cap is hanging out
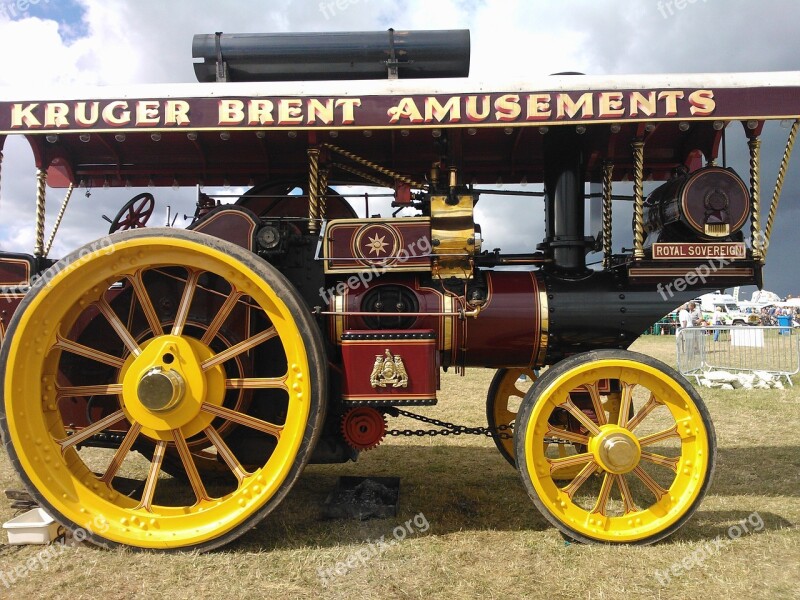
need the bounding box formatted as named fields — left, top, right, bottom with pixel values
left=137, top=367, right=185, bottom=412
left=591, top=426, right=642, bottom=474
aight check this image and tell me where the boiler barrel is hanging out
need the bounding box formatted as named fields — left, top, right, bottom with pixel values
left=192, top=30, right=471, bottom=82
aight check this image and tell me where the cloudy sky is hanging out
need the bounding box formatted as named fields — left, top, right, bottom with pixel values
left=0, top=0, right=799, bottom=298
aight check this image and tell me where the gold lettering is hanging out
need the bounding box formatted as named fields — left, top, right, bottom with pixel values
left=44, top=103, right=69, bottom=128
left=526, top=93, right=552, bottom=120
left=689, top=90, right=715, bottom=116
left=307, top=98, right=334, bottom=125
left=629, top=91, right=657, bottom=117
left=336, top=99, right=361, bottom=124
left=556, top=92, right=594, bottom=119
left=165, top=100, right=190, bottom=126
left=494, top=94, right=521, bottom=122
left=466, top=95, right=490, bottom=122
left=135, top=100, right=160, bottom=126
left=10, top=103, right=40, bottom=128
left=102, top=101, right=130, bottom=126
left=278, top=99, right=303, bottom=125
left=75, top=101, right=99, bottom=127
left=219, top=99, right=245, bottom=125
left=387, top=98, right=423, bottom=123
left=598, top=92, right=625, bottom=117
left=425, top=96, right=461, bottom=123
left=248, top=99, right=274, bottom=125
left=658, top=91, right=685, bottom=117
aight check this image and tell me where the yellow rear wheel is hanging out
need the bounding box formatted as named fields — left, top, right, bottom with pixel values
left=486, top=367, right=536, bottom=466
left=514, top=350, right=715, bottom=544
left=0, top=228, right=326, bottom=551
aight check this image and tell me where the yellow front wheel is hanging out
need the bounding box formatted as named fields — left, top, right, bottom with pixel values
left=0, top=229, right=326, bottom=551
left=515, top=350, right=715, bottom=544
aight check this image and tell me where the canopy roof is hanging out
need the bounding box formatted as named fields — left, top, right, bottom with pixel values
left=0, top=71, right=797, bottom=189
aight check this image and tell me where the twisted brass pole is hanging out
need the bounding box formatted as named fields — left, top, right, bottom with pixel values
left=319, top=166, right=329, bottom=223
left=307, top=147, right=321, bottom=235
left=763, top=120, right=800, bottom=261
left=331, top=162, right=393, bottom=188
left=34, top=168, right=47, bottom=258
left=748, top=137, right=762, bottom=261
left=44, top=183, right=75, bottom=257
left=323, top=143, right=425, bottom=189
left=631, top=141, right=645, bottom=260
left=602, top=161, right=614, bottom=269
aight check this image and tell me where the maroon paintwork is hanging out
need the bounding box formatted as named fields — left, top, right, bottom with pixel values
left=340, top=329, right=437, bottom=405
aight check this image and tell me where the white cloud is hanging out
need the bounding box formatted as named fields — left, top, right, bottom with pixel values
left=1, top=0, right=800, bottom=295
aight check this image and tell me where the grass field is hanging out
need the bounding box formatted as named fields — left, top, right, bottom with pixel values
left=1, top=335, right=798, bottom=599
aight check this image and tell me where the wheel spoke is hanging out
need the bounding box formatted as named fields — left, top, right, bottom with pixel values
left=615, top=473, right=638, bottom=514
left=203, top=426, right=249, bottom=482
left=584, top=382, right=608, bottom=426
left=96, top=297, right=141, bottom=356
left=100, top=422, right=142, bottom=484
left=560, top=397, right=602, bottom=436
left=632, top=465, right=669, bottom=502
left=640, top=450, right=680, bottom=472
left=201, top=327, right=278, bottom=371
left=549, top=452, right=593, bottom=474
left=56, top=383, right=123, bottom=398
left=545, top=426, right=589, bottom=446
left=53, top=333, right=126, bottom=368
left=200, top=403, right=283, bottom=439
left=638, top=424, right=680, bottom=446
left=561, top=459, right=599, bottom=499
left=137, top=440, right=166, bottom=511
left=171, top=269, right=202, bottom=336
left=200, top=290, right=243, bottom=345
left=128, top=270, right=164, bottom=337
left=625, top=392, right=660, bottom=432
left=590, top=472, right=615, bottom=515
left=225, top=376, right=288, bottom=391
left=617, top=382, right=635, bottom=428
left=57, top=409, right=126, bottom=453
left=171, top=429, right=210, bottom=502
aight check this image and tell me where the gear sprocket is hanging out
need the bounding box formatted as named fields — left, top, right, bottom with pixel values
left=340, top=407, right=387, bottom=451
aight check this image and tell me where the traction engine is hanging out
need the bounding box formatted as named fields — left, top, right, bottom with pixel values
left=0, top=29, right=795, bottom=550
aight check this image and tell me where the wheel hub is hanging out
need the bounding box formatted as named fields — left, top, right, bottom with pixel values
left=137, top=367, right=185, bottom=412
left=120, top=335, right=226, bottom=441
left=591, top=426, right=641, bottom=474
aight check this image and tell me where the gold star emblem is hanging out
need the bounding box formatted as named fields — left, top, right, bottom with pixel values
left=365, top=233, right=389, bottom=256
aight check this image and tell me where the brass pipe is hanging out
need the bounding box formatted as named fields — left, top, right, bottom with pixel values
left=34, top=168, right=47, bottom=258
left=764, top=120, right=800, bottom=261
left=631, top=141, right=645, bottom=260
left=44, top=183, right=75, bottom=257
left=748, top=137, right=762, bottom=261
left=602, top=161, right=614, bottom=268
left=307, top=147, right=321, bottom=235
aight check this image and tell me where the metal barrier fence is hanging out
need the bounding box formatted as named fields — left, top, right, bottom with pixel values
left=676, top=326, right=800, bottom=386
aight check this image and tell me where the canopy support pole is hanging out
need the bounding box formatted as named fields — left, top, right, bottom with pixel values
left=631, top=140, right=645, bottom=260
left=34, top=168, right=47, bottom=259
left=44, top=183, right=75, bottom=257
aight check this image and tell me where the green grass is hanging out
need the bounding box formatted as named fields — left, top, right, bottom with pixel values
left=0, top=335, right=798, bottom=599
